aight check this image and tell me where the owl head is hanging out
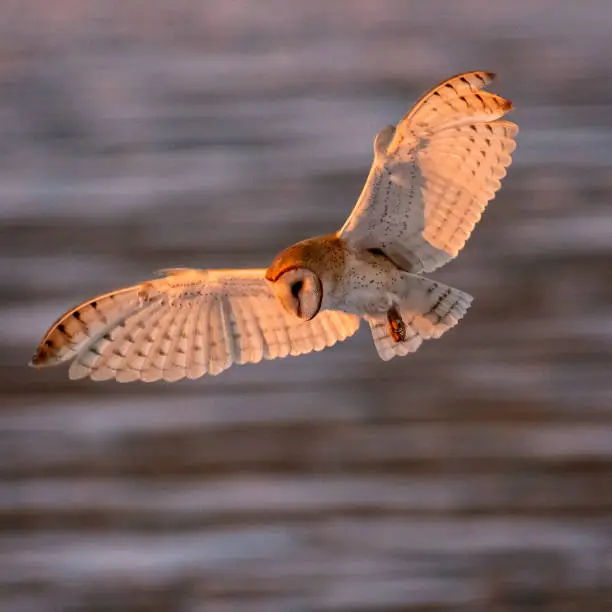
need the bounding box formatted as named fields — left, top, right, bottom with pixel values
left=265, top=235, right=344, bottom=321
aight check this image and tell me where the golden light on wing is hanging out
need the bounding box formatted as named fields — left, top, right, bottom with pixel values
left=339, top=70, right=517, bottom=275
left=388, top=70, right=511, bottom=151
left=30, top=286, right=142, bottom=369
left=419, top=120, right=518, bottom=256
left=30, top=269, right=360, bottom=382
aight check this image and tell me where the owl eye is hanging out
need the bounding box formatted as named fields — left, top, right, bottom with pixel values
left=291, top=280, right=303, bottom=299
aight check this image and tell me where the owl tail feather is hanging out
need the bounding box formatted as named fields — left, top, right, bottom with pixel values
left=366, top=278, right=472, bottom=361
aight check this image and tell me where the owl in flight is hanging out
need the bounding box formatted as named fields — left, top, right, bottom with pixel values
left=30, top=71, right=517, bottom=382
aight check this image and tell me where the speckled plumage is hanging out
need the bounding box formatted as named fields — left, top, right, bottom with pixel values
left=30, top=71, right=516, bottom=381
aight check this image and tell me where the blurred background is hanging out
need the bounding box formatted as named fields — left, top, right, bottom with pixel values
left=1, top=1, right=612, bottom=610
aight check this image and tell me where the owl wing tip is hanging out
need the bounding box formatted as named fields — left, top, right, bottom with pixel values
left=467, top=70, right=496, bottom=86
left=28, top=351, right=47, bottom=368
left=28, top=346, right=52, bottom=368
left=28, top=340, right=63, bottom=368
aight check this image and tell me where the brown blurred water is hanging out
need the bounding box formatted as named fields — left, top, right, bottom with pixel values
left=1, top=1, right=612, bottom=611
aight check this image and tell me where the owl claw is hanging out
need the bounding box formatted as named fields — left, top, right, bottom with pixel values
left=387, top=306, right=406, bottom=342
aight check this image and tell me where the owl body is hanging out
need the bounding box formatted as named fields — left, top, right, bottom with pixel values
left=333, top=246, right=418, bottom=316
left=31, top=71, right=517, bottom=381
left=266, top=233, right=415, bottom=316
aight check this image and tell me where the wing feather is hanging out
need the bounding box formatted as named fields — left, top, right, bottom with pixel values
left=272, top=309, right=292, bottom=360
left=235, top=296, right=265, bottom=365
left=339, top=71, right=517, bottom=274
left=71, top=299, right=164, bottom=381
left=188, top=298, right=211, bottom=380
left=206, top=296, right=230, bottom=376
left=125, top=302, right=169, bottom=377
left=139, top=306, right=177, bottom=382
left=32, top=269, right=360, bottom=382
left=160, top=305, right=193, bottom=382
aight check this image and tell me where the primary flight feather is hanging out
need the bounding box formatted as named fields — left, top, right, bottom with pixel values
left=31, top=71, right=517, bottom=382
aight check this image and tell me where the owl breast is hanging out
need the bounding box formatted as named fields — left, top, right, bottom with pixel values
left=326, top=247, right=401, bottom=315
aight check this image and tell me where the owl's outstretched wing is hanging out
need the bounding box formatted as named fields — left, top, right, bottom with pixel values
left=338, top=71, right=517, bottom=274
left=30, top=268, right=360, bottom=382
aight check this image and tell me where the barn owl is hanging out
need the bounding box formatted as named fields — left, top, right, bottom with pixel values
left=30, top=71, right=517, bottom=382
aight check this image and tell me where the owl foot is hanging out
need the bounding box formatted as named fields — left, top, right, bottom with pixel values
left=387, top=306, right=406, bottom=342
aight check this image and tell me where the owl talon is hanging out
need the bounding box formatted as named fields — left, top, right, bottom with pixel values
left=387, top=306, right=406, bottom=342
